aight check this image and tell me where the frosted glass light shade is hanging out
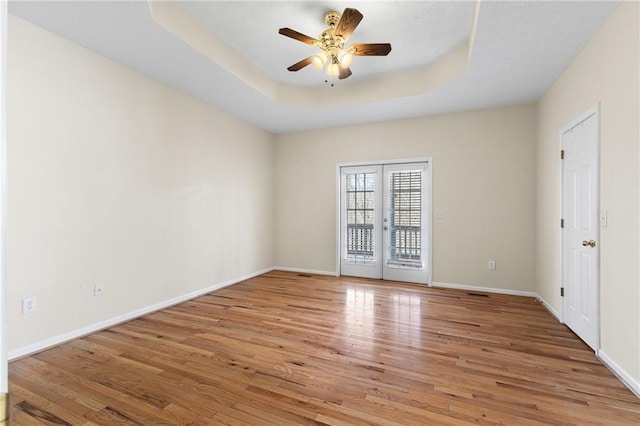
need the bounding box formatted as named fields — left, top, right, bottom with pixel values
left=327, top=63, right=340, bottom=77
left=312, top=55, right=325, bottom=70
left=340, top=52, right=353, bottom=67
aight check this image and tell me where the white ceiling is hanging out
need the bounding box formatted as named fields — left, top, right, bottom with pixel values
left=179, top=1, right=475, bottom=86
left=9, top=1, right=620, bottom=134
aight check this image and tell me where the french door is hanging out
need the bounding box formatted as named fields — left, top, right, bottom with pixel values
left=339, top=161, right=431, bottom=284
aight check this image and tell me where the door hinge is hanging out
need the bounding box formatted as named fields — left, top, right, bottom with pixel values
left=561, top=287, right=564, bottom=297
left=561, top=150, right=565, bottom=159
left=560, top=218, right=564, bottom=228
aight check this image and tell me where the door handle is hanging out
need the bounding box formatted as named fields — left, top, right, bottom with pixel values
left=581, top=240, right=596, bottom=248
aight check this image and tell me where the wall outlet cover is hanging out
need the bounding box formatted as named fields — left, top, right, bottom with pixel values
left=22, top=297, right=37, bottom=314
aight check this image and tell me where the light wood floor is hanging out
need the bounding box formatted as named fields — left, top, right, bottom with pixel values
left=8, top=270, right=640, bottom=425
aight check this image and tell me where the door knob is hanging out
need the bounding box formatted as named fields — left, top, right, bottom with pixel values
left=581, top=240, right=596, bottom=248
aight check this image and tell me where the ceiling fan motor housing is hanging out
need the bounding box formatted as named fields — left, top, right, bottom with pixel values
left=320, top=28, right=345, bottom=51
left=323, top=11, right=340, bottom=27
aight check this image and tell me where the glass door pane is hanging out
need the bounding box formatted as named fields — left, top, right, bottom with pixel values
left=383, top=163, right=430, bottom=284
left=345, top=172, right=376, bottom=264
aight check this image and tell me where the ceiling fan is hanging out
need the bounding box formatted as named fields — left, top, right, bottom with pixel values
left=278, top=8, right=392, bottom=81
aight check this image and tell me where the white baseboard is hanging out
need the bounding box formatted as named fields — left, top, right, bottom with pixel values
left=273, top=266, right=337, bottom=276
left=432, top=282, right=563, bottom=322
left=431, top=282, right=638, bottom=399
left=535, top=293, right=562, bottom=322
left=10, top=268, right=639, bottom=403
left=8, top=267, right=274, bottom=361
left=432, top=281, right=537, bottom=298
left=432, top=281, right=564, bottom=323
left=597, top=350, right=640, bottom=399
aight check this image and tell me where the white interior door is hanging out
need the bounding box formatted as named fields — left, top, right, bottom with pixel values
left=562, top=111, right=599, bottom=350
left=339, top=161, right=431, bottom=285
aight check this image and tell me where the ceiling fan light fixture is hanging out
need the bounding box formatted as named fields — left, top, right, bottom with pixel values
left=327, top=62, right=340, bottom=77
left=311, top=55, right=325, bottom=69
left=339, top=51, right=353, bottom=68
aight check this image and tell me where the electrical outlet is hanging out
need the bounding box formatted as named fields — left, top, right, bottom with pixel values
left=22, top=297, right=37, bottom=314
left=94, top=283, right=104, bottom=296
left=488, top=261, right=496, bottom=270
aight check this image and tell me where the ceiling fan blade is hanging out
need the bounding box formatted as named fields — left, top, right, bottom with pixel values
left=338, top=66, right=353, bottom=80
left=278, top=28, right=319, bottom=46
left=351, top=43, right=392, bottom=56
left=287, top=57, right=314, bottom=72
left=334, top=8, right=363, bottom=41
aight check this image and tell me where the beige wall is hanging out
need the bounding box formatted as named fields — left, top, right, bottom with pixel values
left=274, top=104, right=537, bottom=292
left=7, top=16, right=274, bottom=352
left=536, top=1, right=639, bottom=385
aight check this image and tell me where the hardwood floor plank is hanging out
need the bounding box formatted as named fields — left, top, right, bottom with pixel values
left=10, top=383, right=89, bottom=425
left=8, top=271, right=640, bottom=425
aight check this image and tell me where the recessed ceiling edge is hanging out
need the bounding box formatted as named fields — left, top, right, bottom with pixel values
left=147, top=0, right=480, bottom=109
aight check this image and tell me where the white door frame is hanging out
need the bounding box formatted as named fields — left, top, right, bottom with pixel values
left=336, top=157, right=433, bottom=285
left=0, top=0, right=8, bottom=419
left=559, top=104, right=600, bottom=351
